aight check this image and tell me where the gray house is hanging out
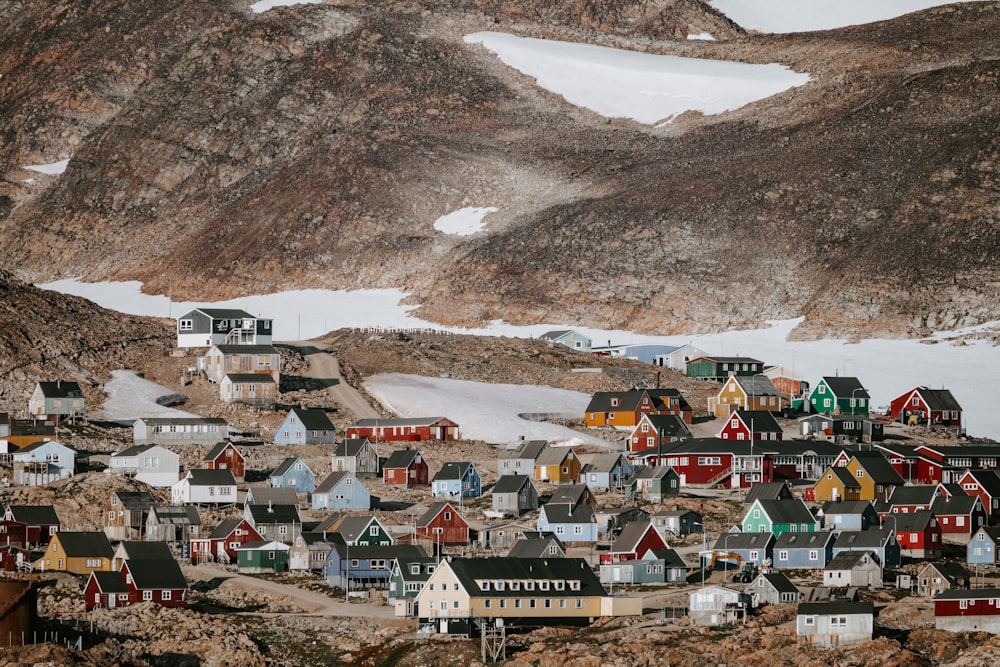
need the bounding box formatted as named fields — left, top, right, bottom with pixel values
left=710, top=532, right=775, bottom=569
left=538, top=330, right=591, bottom=352
left=600, top=548, right=688, bottom=585
left=824, top=550, right=883, bottom=589
left=497, top=440, right=547, bottom=477
left=832, top=528, right=900, bottom=568
left=797, top=600, right=874, bottom=647
left=491, top=474, right=539, bottom=517
left=175, top=307, right=273, bottom=349
left=652, top=509, right=702, bottom=540
left=579, top=453, right=635, bottom=492
left=747, top=572, right=801, bottom=606
left=133, top=417, right=229, bottom=446
left=145, top=505, right=201, bottom=543
left=772, top=531, right=836, bottom=570
left=626, top=466, right=680, bottom=502
left=507, top=532, right=566, bottom=559
left=332, top=438, right=379, bottom=475
left=818, top=500, right=878, bottom=531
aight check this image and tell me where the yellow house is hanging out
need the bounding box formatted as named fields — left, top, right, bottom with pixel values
left=813, top=466, right=863, bottom=503
left=414, top=557, right=629, bottom=632
left=534, top=448, right=581, bottom=483
left=35, top=531, right=114, bottom=575
left=708, top=375, right=783, bottom=417
left=846, top=453, right=904, bottom=502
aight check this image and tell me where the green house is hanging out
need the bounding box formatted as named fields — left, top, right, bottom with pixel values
left=236, top=540, right=291, bottom=573
left=742, top=499, right=819, bottom=536
left=809, top=377, right=869, bottom=415
left=314, top=514, right=393, bottom=546
left=686, top=356, right=764, bottom=382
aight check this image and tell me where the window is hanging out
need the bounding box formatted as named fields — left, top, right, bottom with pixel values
left=778, top=551, right=788, bottom=561
left=830, top=616, right=847, bottom=628
left=559, top=599, right=566, bottom=608
left=753, top=509, right=760, bottom=519
left=529, top=599, right=537, bottom=608
left=574, top=525, right=583, bottom=535
left=514, top=599, right=521, bottom=608
left=856, top=470, right=864, bottom=478
left=960, top=599, right=968, bottom=610
left=453, top=600, right=459, bottom=609
left=809, top=550, right=818, bottom=561
left=484, top=599, right=491, bottom=608
left=575, top=599, right=582, bottom=608
left=179, top=319, right=193, bottom=331
left=143, top=590, right=153, bottom=601
left=499, top=599, right=507, bottom=608
left=804, top=616, right=815, bottom=626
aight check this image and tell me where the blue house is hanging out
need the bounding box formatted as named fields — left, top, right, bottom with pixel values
left=12, top=440, right=75, bottom=485
left=818, top=501, right=878, bottom=531
left=269, top=457, right=316, bottom=494
left=312, top=472, right=372, bottom=511
left=324, top=543, right=427, bottom=591
left=832, top=528, right=901, bottom=568
left=579, top=453, right=635, bottom=492
left=537, top=503, right=598, bottom=547
left=968, top=526, right=1000, bottom=566
left=431, top=462, right=481, bottom=499
left=273, top=407, right=336, bottom=445
left=773, top=531, right=836, bottom=570
left=709, top=532, right=775, bottom=569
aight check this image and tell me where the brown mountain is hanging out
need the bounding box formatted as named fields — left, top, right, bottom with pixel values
left=1, top=0, right=998, bottom=339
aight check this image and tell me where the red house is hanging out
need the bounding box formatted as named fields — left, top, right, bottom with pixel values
left=892, top=510, right=942, bottom=559
left=121, top=558, right=188, bottom=607
left=0, top=520, right=28, bottom=549
left=416, top=502, right=469, bottom=546
left=956, top=470, right=1000, bottom=518
left=203, top=441, right=246, bottom=482
left=718, top=410, right=783, bottom=442
left=628, top=414, right=692, bottom=459
left=935, top=588, right=1000, bottom=633
left=600, top=521, right=668, bottom=564
left=85, top=571, right=131, bottom=610
left=2, top=506, right=60, bottom=546
left=0, top=544, right=30, bottom=572
left=911, top=445, right=1000, bottom=485
left=190, top=518, right=263, bottom=564
left=889, top=387, right=963, bottom=428
left=346, top=417, right=459, bottom=442
left=931, top=496, right=987, bottom=544
left=658, top=437, right=775, bottom=489
left=383, top=449, right=429, bottom=486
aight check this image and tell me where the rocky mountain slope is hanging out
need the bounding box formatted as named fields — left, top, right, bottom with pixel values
left=1, top=0, right=998, bottom=339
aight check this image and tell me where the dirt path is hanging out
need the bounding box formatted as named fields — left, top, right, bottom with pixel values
left=186, top=563, right=397, bottom=618
left=286, top=341, right=381, bottom=420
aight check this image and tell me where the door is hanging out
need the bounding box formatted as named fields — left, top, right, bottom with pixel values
left=108, top=594, right=116, bottom=609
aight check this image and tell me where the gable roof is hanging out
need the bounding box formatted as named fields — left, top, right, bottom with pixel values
left=417, top=502, right=465, bottom=527
left=826, top=550, right=880, bottom=570
left=247, top=487, right=300, bottom=507
left=15, top=440, right=74, bottom=455
left=118, top=541, right=174, bottom=561
left=5, top=505, right=60, bottom=525
left=731, top=376, right=780, bottom=397
left=124, top=558, right=187, bottom=591
left=184, top=468, right=237, bottom=486
left=208, top=518, right=256, bottom=540
left=774, top=530, right=835, bottom=549
left=189, top=307, right=257, bottom=320
left=798, top=600, right=874, bottom=616
left=962, top=470, right=1000, bottom=497
left=112, top=491, right=157, bottom=512
left=731, top=410, right=782, bottom=433
left=35, top=381, right=83, bottom=399
left=384, top=449, right=421, bottom=470
left=754, top=499, right=816, bottom=526
left=827, top=466, right=862, bottom=488
left=887, top=485, right=939, bottom=506
left=508, top=534, right=566, bottom=559
left=931, top=495, right=981, bottom=516
left=445, top=557, right=605, bottom=598
left=548, top=484, right=589, bottom=506
left=315, top=471, right=360, bottom=494
left=540, top=503, right=596, bottom=525
left=639, top=413, right=692, bottom=438
left=329, top=515, right=385, bottom=542
left=920, top=561, right=970, bottom=583
left=535, top=447, right=574, bottom=466
left=583, top=453, right=627, bottom=474
left=833, top=528, right=893, bottom=549
left=271, top=457, right=312, bottom=478
left=112, top=443, right=161, bottom=458
left=213, top=344, right=279, bottom=356
left=851, top=452, right=905, bottom=485
left=935, top=587, right=1000, bottom=601
left=501, top=440, right=548, bottom=461
left=432, top=462, right=476, bottom=482
left=203, top=442, right=242, bottom=462
left=610, top=521, right=665, bottom=555
left=246, top=503, right=300, bottom=526
left=334, top=438, right=372, bottom=457
left=744, top=482, right=791, bottom=504
left=914, top=387, right=963, bottom=412
left=351, top=417, right=454, bottom=428
left=149, top=505, right=201, bottom=525
left=820, top=376, right=869, bottom=399
left=55, top=532, right=113, bottom=558
left=89, top=571, right=129, bottom=594
left=712, top=532, right=775, bottom=551
left=289, top=407, right=336, bottom=431
left=223, top=373, right=275, bottom=384
left=753, top=571, right=799, bottom=595
left=492, top=474, right=534, bottom=494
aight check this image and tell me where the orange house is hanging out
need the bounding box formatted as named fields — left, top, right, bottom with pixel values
left=585, top=389, right=692, bottom=428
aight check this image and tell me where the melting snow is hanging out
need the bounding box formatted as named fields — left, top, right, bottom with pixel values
left=94, top=370, right=197, bottom=423
left=250, top=0, right=321, bottom=13
left=709, top=0, right=987, bottom=33
left=24, top=159, right=69, bottom=175
left=433, top=207, right=498, bottom=236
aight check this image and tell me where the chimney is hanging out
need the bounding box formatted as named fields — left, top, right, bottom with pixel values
left=268, top=500, right=274, bottom=513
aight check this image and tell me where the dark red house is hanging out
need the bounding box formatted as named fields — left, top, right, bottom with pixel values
left=892, top=510, right=942, bottom=559
left=935, top=588, right=1000, bottom=633
left=416, top=502, right=469, bottom=546
left=889, top=387, right=963, bottom=428
left=383, top=449, right=429, bottom=487
left=2, top=506, right=60, bottom=546
left=0, top=544, right=30, bottom=572
left=600, top=521, right=668, bottom=564
left=190, top=518, right=263, bottom=564
left=0, top=520, right=27, bottom=549
left=911, top=445, right=1000, bottom=485
left=718, top=410, right=783, bottom=442
left=121, top=558, right=188, bottom=607
left=931, top=496, right=987, bottom=544
left=346, top=417, right=459, bottom=442
left=656, top=437, right=775, bottom=489
left=203, top=441, right=246, bottom=482
left=628, top=414, right=692, bottom=458
left=85, top=571, right=131, bottom=610
left=956, top=470, right=1000, bottom=518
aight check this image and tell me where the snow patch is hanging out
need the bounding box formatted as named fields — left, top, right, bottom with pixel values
left=94, top=370, right=198, bottom=423
left=433, top=207, right=498, bottom=236
left=687, top=32, right=716, bottom=41
left=464, top=31, right=809, bottom=125
left=24, top=159, right=69, bottom=175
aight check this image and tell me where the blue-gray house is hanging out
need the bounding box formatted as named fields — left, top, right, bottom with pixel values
left=579, top=453, right=635, bottom=492
left=312, top=472, right=373, bottom=511
left=818, top=501, right=878, bottom=531
left=269, top=457, right=316, bottom=494
left=324, top=543, right=427, bottom=591
left=273, top=407, right=336, bottom=445
left=710, top=532, right=775, bottom=569
left=832, top=528, right=900, bottom=568
left=968, top=526, right=1000, bottom=566
left=772, top=531, right=836, bottom=570
left=431, top=462, right=481, bottom=499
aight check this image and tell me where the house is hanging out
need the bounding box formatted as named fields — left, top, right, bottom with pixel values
left=103, top=491, right=157, bottom=542
left=600, top=548, right=688, bottom=585
left=797, top=601, right=874, bottom=647
left=497, top=440, right=548, bottom=477
left=832, top=528, right=900, bottom=568
left=873, top=443, right=924, bottom=484
left=600, top=521, right=668, bottom=564
left=312, top=471, right=372, bottom=511
left=824, top=551, right=883, bottom=589
left=269, top=457, right=316, bottom=494
left=28, top=381, right=84, bottom=419
left=236, top=541, right=291, bottom=573
left=331, top=438, right=379, bottom=474
left=579, top=453, right=634, bottom=492
left=969, top=526, right=1000, bottom=566
left=273, top=407, right=337, bottom=445
left=762, top=366, right=809, bottom=402
left=432, top=462, right=482, bottom=499
left=2, top=506, right=60, bottom=546
left=534, top=447, right=581, bottom=484
left=133, top=417, right=229, bottom=446
left=0, top=545, right=31, bottom=572
left=741, top=498, right=818, bottom=535
left=12, top=440, right=75, bottom=485
left=477, top=523, right=534, bottom=551
left=383, top=449, right=429, bottom=486
left=769, top=439, right=848, bottom=481
left=324, top=544, right=427, bottom=592
left=772, top=531, right=836, bottom=570
left=171, top=469, right=238, bottom=505
left=719, top=410, right=783, bottom=442
left=880, top=485, right=940, bottom=517
left=653, top=437, right=776, bottom=489
left=890, top=510, right=941, bottom=558
left=121, top=556, right=188, bottom=608
left=245, top=487, right=299, bottom=508
left=414, top=557, right=621, bottom=633
left=537, top=503, right=598, bottom=547
left=490, top=475, right=539, bottom=517
left=202, top=344, right=280, bottom=384
left=653, top=344, right=708, bottom=371
left=917, top=562, right=971, bottom=597
left=244, top=503, right=301, bottom=544
left=814, top=466, right=863, bottom=503
left=191, top=518, right=263, bottom=565
left=219, top=373, right=276, bottom=408
left=689, top=585, right=747, bottom=626
left=507, top=532, right=566, bottom=559
left=744, top=481, right=793, bottom=504
left=932, top=495, right=987, bottom=545
left=710, top=532, right=775, bottom=569
left=289, top=532, right=337, bottom=571
left=801, top=414, right=884, bottom=443
left=955, top=469, right=1000, bottom=519
left=599, top=343, right=680, bottom=365
left=0, top=521, right=28, bottom=550
left=818, top=501, right=878, bottom=531
left=4, top=419, right=55, bottom=449
left=388, top=556, right=438, bottom=600
left=539, top=330, right=592, bottom=352
left=585, top=390, right=693, bottom=428
left=815, top=452, right=904, bottom=502
left=175, top=307, right=273, bottom=349
left=145, top=505, right=201, bottom=544
left=84, top=572, right=131, bottom=610
left=686, top=356, right=764, bottom=383
left=109, top=444, right=180, bottom=487
left=627, top=414, right=692, bottom=460
left=34, top=531, right=114, bottom=575
left=809, top=377, right=869, bottom=415
left=934, top=588, right=1000, bottom=633
left=747, top=572, right=801, bottom=606
left=315, top=514, right=393, bottom=546
left=709, top=376, right=782, bottom=417
left=889, top=386, right=963, bottom=429
left=346, top=417, right=459, bottom=442
left=416, top=502, right=470, bottom=546
left=594, top=507, right=650, bottom=542
left=203, top=441, right=246, bottom=482
left=906, top=443, right=1000, bottom=485
left=626, top=466, right=680, bottom=503
left=651, top=509, right=702, bottom=540
left=548, top=483, right=595, bottom=508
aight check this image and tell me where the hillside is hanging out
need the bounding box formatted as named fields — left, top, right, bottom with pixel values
left=1, top=1, right=998, bottom=339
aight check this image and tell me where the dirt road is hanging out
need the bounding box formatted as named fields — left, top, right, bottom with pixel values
left=287, top=341, right=381, bottom=420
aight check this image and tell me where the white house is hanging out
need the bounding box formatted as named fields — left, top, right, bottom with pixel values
left=171, top=469, right=238, bottom=505
left=12, top=440, right=75, bottom=485
left=109, top=445, right=180, bottom=487
left=176, top=308, right=273, bottom=349
left=797, top=600, right=874, bottom=647
left=688, top=585, right=746, bottom=626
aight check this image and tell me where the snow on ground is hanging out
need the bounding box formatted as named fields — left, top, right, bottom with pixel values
left=364, top=373, right=615, bottom=447
left=709, top=0, right=986, bottom=34
left=249, top=0, right=321, bottom=14
left=93, top=370, right=197, bottom=423
left=687, top=32, right=716, bottom=41
left=37, top=279, right=1000, bottom=441
left=24, top=159, right=69, bottom=175
left=464, top=32, right=809, bottom=125
left=433, top=207, right=498, bottom=236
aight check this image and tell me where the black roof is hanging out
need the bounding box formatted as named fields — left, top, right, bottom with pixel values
left=744, top=482, right=791, bottom=504
left=271, top=457, right=311, bottom=478
left=754, top=571, right=799, bottom=594
left=185, top=469, right=237, bottom=486
left=113, top=491, right=157, bottom=512
left=6, top=505, right=60, bottom=525
left=384, top=449, right=421, bottom=470
left=334, top=438, right=372, bottom=457
left=90, top=571, right=129, bottom=594
left=852, top=452, right=904, bottom=485
left=209, top=518, right=252, bottom=540
left=149, top=505, right=201, bottom=525
left=931, top=495, right=981, bottom=516
left=915, top=388, right=963, bottom=412
left=887, top=485, right=939, bottom=505
left=36, top=381, right=83, bottom=399
left=936, top=587, right=1000, bottom=600
left=188, top=308, right=258, bottom=319
left=247, top=503, right=301, bottom=525
left=119, top=541, right=174, bottom=561
left=432, top=462, right=475, bottom=482
left=833, top=528, right=893, bottom=549
left=640, top=414, right=692, bottom=438
left=492, top=474, right=534, bottom=494
left=712, top=532, right=774, bottom=550
left=214, top=344, right=279, bottom=355
left=289, top=407, right=335, bottom=431
left=125, top=557, right=187, bottom=590
left=774, top=531, right=835, bottom=549
left=55, top=532, right=113, bottom=558
left=446, top=557, right=605, bottom=598
left=820, top=376, right=869, bottom=399
left=203, top=442, right=241, bottom=462
left=732, top=410, right=782, bottom=432
left=798, top=600, right=874, bottom=616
